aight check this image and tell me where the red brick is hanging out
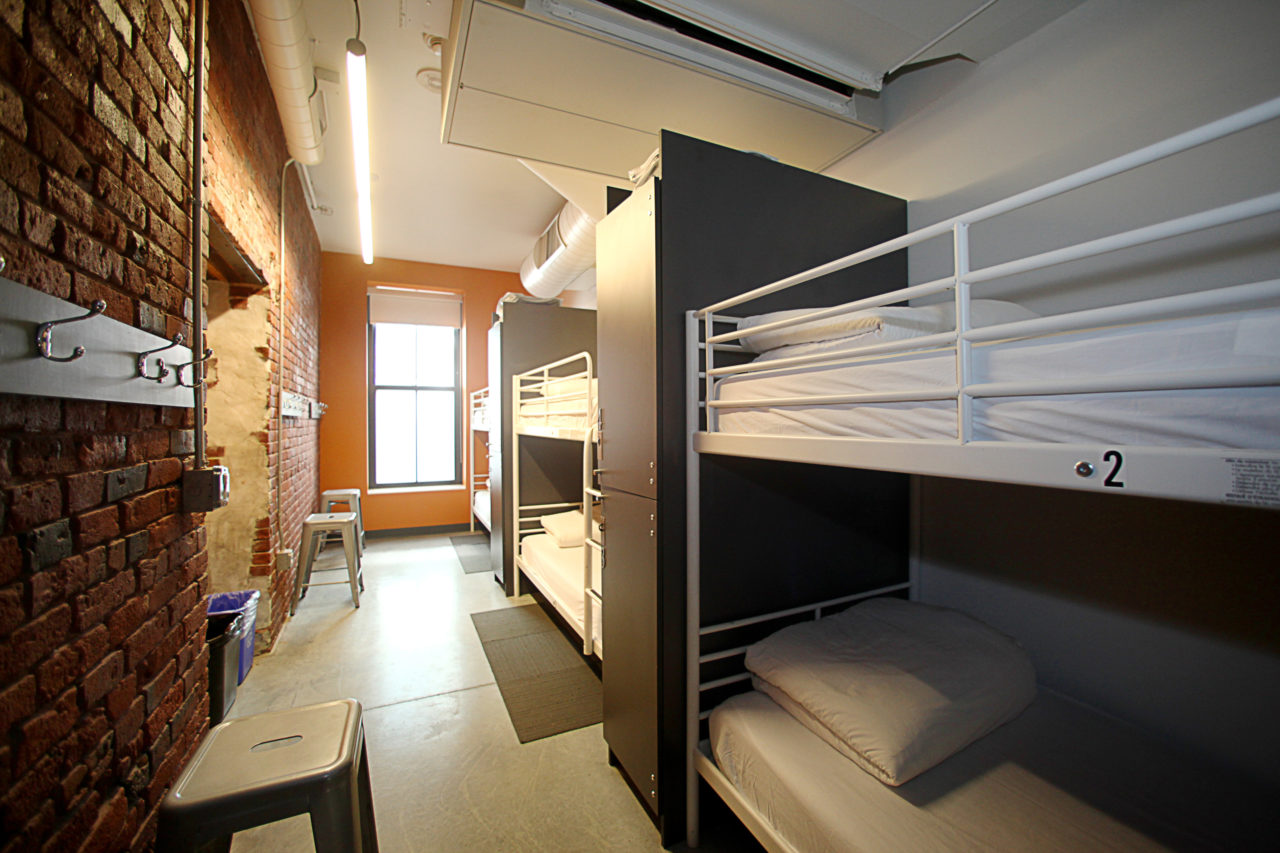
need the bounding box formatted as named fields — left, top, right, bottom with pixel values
left=82, top=649, right=125, bottom=708
left=27, top=112, right=93, bottom=185
left=4, top=480, right=62, bottom=533
left=107, top=594, right=146, bottom=647
left=63, top=400, right=109, bottom=432
left=42, top=790, right=102, bottom=853
left=75, top=504, right=120, bottom=550
left=13, top=435, right=73, bottom=478
left=79, top=788, right=128, bottom=853
left=34, top=643, right=78, bottom=703
left=0, top=603, right=72, bottom=685
left=62, top=546, right=108, bottom=597
left=20, top=198, right=58, bottom=252
left=112, top=695, right=145, bottom=750
left=105, top=672, right=137, bottom=721
left=125, top=429, right=168, bottom=465
left=75, top=623, right=110, bottom=672
left=0, top=395, right=60, bottom=431
left=0, top=675, right=36, bottom=732
left=76, top=434, right=127, bottom=469
left=146, top=514, right=180, bottom=550
left=27, top=566, right=65, bottom=617
left=72, top=570, right=134, bottom=633
left=0, top=585, right=22, bottom=636
left=65, top=471, right=105, bottom=514
left=145, top=457, right=182, bottom=489
left=15, top=688, right=77, bottom=775
left=120, top=490, right=164, bottom=532
left=122, top=609, right=168, bottom=672
left=1, top=759, right=58, bottom=836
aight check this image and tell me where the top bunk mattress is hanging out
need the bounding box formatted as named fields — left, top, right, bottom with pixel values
left=710, top=688, right=1279, bottom=852
left=714, top=307, right=1280, bottom=450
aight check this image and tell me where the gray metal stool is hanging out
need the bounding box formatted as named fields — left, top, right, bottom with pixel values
left=320, top=487, right=365, bottom=551
left=292, top=511, right=363, bottom=614
left=157, top=698, right=378, bottom=853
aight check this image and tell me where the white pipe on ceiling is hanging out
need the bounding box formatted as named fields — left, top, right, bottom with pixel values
left=247, top=0, right=325, bottom=165
left=520, top=201, right=597, bottom=298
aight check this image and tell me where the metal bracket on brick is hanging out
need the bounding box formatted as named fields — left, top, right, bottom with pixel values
left=0, top=275, right=196, bottom=407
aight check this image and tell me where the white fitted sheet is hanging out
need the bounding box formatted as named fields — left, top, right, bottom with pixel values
left=472, top=488, right=490, bottom=531
left=715, top=309, right=1280, bottom=449
left=710, top=689, right=1279, bottom=853
left=519, top=532, right=601, bottom=644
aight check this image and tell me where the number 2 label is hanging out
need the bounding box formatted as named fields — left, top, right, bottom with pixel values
left=1103, top=450, right=1125, bottom=488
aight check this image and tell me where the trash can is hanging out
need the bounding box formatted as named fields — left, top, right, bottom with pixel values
left=207, top=611, right=242, bottom=726
left=208, top=590, right=260, bottom=684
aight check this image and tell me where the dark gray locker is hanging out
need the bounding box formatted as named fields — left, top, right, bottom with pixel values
left=601, top=488, right=660, bottom=817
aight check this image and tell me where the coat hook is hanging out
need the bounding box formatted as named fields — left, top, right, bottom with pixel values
left=136, top=333, right=186, bottom=382
left=175, top=348, right=214, bottom=388
left=36, top=299, right=106, bottom=363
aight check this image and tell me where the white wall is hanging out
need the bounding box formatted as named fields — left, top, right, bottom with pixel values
left=825, top=0, right=1280, bottom=785
left=829, top=0, right=1280, bottom=313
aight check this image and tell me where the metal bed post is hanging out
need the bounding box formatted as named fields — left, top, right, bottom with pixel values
left=685, top=309, right=702, bottom=847
left=511, top=373, right=522, bottom=597
left=953, top=222, right=973, bottom=445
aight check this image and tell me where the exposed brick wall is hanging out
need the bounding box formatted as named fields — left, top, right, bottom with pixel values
left=0, top=3, right=212, bottom=849
left=204, top=0, right=321, bottom=650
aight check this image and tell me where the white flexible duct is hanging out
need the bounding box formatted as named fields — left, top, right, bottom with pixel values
left=248, top=0, right=324, bottom=165
left=520, top=201, right=597, bottom=298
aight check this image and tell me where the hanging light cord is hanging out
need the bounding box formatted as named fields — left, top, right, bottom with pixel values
left=353, top=0, right=361, bottom=40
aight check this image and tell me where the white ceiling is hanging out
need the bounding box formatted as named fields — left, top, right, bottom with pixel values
left=298, top=0, right=565, bottom=272
left=288, top=0, right=1080, bottom=274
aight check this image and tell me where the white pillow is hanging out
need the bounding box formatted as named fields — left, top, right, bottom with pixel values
left=745, top=597, right=1036, bottom=786
left=738, top=299, right=1037, bottom=353
left=540, top=510, right=586, bottom=548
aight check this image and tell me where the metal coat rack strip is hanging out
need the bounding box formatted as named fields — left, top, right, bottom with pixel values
left=0, top=274, right=198, bottom=408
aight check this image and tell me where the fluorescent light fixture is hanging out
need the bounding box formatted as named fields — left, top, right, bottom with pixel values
left=346, top=37, right=373, bottom=264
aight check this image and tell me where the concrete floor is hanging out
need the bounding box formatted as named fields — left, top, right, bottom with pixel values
left=224, top=533, right=759, bottom=852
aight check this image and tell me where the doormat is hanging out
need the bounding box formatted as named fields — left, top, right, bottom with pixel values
left=471, top=604, right=602, bottom=743
left=450, top=532, right=491, bottom=574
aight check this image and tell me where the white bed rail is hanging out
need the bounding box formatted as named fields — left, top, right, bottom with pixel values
left=689, top=97, right=1280, bottom=509
left=513, top=351, right=598, bottom=441
left=511, top=351, right=603, bottom=657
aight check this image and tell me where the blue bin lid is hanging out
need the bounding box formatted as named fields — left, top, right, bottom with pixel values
left=207, top=589, right=260, bottom=615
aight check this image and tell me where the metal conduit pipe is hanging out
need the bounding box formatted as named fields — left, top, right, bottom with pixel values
left=191, top=0, right=208, bottom=468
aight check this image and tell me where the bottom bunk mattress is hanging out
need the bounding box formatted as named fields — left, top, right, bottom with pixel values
left=518, top=532, right=601, bottom=649
left=472, top=488, right=491, bottom=531
left=709, top=688, right=1278, bottom=852
left=715, top=308, right=1280, bottom=449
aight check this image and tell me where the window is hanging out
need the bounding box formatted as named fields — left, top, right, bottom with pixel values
left=367, top=288, right=463, bottom=487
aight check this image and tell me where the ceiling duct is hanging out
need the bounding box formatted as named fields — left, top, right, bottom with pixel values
left=247, top=0, right=325, bottom=165
left=520, top=202, right=597, bottom=298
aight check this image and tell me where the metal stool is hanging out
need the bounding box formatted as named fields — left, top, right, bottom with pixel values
left=320, top=488, right=365, bottom=551
left=157, top=698, right=378, bottom=853
left=292, top=512, right=363, bottom=614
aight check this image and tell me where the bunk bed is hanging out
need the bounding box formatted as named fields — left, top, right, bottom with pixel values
left=512, top=352, right=604, bottom=656
left=684, top=98, right=1280, bottom=851
left=469, top=387, right=491, bottom=532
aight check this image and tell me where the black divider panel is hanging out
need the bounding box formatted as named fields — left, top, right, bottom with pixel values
left=699, top=455, right=910, bottom=627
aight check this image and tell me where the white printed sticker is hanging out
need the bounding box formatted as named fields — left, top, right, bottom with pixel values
left=1222, top=457, right=1280, bottom=508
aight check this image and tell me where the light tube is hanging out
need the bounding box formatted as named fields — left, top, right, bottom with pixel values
left=346, top=38, right=373, bottom=264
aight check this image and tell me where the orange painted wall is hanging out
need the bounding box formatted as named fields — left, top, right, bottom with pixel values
left=319, top=252, right=522, bottom=531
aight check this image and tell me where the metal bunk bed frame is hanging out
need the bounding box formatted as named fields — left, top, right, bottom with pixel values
left=469, top=387, right=491, bottom=532
left=684, top=97, right=1280, bottom=848
left=512, top=352, right=604, bottom=656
